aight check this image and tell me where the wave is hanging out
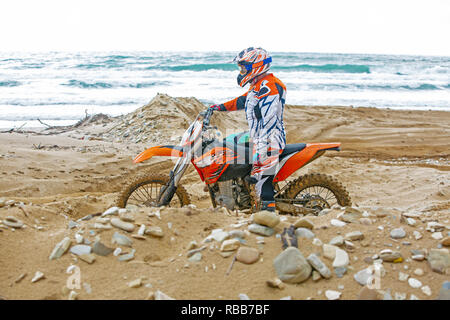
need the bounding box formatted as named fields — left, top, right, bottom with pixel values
left=62, top=80, right=113, bottom=88
left=61, top=79, right=172, bottom=89
left=0, top=81, right=21, bottom=87
left=288, top=82, right=446, bottom=91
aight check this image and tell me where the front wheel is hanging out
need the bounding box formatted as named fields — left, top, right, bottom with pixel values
left=116, top=173, right=191, bottom=209
left=279, top=173, right=351, bottom=214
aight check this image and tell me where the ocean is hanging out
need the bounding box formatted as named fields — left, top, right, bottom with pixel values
left=0, top=51, right=449, bottom=129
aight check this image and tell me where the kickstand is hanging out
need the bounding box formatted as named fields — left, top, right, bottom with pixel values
left=287, top=225, right=298, bottom=248
left=280, top=227, right=289, bottom=250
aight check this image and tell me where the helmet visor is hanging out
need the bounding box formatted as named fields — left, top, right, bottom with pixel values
left=238, top=63, right=247, bottom=75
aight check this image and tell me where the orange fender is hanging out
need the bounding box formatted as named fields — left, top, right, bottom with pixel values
left=133, top=145, right=183, bottom=164
left=274, top=143, right=341, bottom=182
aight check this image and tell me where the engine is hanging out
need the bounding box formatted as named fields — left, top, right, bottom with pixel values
left=213, top=178, right=252, bottom=211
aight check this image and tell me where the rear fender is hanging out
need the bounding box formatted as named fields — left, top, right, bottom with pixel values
left=133, top=145, right=184, bottom=164
left=274, top=143, right=341, bottom=182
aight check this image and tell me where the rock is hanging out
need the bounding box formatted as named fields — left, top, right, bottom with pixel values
left=3, top=216, right=23, bottom=228
left=427, top=222, right=445, bottom=232
left=333, top=248, right=349, bottom=268
left=239, top=294, right=250, bottom=300
left=79, top=253, right=96, bottom=264
left=145, top=226, right=164, bottom=238
left=398, top=272, right=409, bottom=282
left=118, top=249, right=136, bottom=262
left=187, top=246, right=206, bottom=258
left=414, top=268, right=424, bottom=276
left=248, top=223, right=274, bottom=237
left=229, top=230, right=246, bottom=239
left=187, top=240, right=198, bottom=250
left=293, top=217, right=314, bottom=230
left=329, top=236, right=344, bottom=246
left=312, top=238, right=323, bottom=246
left=273, top=247, right=312, bottom=284
left=93, top=223, right=112, bottom=230
left=70, top=245, right=92, bottom=256
left=102, top=206, right=119, bottom=217
left=128, top=278, right=142, bottom=288
left=236, top=247, right=260, bottom=264
left=154, top=290, right=175, bottom=300
left=0, top=198, right=5, bottom=207
left=390, top=228, right=406, bottom=239
left=111, top=218, right=135, bottom=232
left=75, top=234, right=84, bottom=244
left=427, top=249, right=450, bottom=274
left=411, top=254, right=425, bottom=261
left=345, top=231, right=364, bottom=241
left=131, top=235, right=146, bottom=240
left=119, top=212, right=135, bottom=222
left=406, top=218, right=417, bottom=226
left=354, top=268, right=373, bottom=286
left=113, top=248, right=122, bottom=256
left=331, top=219, right=346, bottom=227
left=49, top=237, right=72, bottom=260
left=220, top=239, right=240, bottom=252
left=253, top=210, right=280, bottom=228
left=421, top=285, right=432, bottom=296
left=334, top=267, right=347, bottom=278
left=205, top=229, right=229, bottom=243
left=394, top=292, right=407, bottom=300
left=325, top=290, right=341, bottom=300
left=266, top=278, right=285, bottom=289
left=92, top=240, right=114, bottom=256
left=112, top=232, right=133, bottom=247
left=295, top=228, right=315, bottom=239
left=188, top=252, right=202, bottom=262
left=219, top=251, right=235, bottom=258
left=31, top=271, right=45, bottom=283
left=68, top=291, right=79, bottom=300
left=432, top=232, right=443, bottom=240
left=344, top=240, right=356, bottom=251
left=380, top=249, right=403, bottom=263
left=307, top=253, right=332, bottom=279
left=323, top=244, right=339, bottom=260
left=409, top=294, right=420, bottom=300
left=437, top=281, right=450, bottom=300
left=68, top=220, right=79, bottom=229
left=312, top=271, right=321, bottom=281
left=359, top=218, right=372, bottom=225
left=358, top=287, right=381, bottom=300
left=441, top=236, right=450, bottom=247
left=413, top=231, right=423, bottom=240
left=137, top=224, right=146, bottom=236
left=408, top=278, right=422, bottom=289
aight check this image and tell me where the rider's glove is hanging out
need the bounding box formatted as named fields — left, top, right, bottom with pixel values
left=209, top=104, right=223, bottom=111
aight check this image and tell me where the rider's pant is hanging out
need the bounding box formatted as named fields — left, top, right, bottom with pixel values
left=252, top=144, right=283, bottom=204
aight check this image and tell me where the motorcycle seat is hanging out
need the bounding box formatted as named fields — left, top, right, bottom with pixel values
left=280, top=143, right=307, bottom=159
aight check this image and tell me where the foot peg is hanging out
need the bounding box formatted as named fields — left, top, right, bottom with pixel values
left=245, top=175, right=257, bottom=184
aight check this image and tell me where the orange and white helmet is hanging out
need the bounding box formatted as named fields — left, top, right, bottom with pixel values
left=233, top=47, right=272, bottom=87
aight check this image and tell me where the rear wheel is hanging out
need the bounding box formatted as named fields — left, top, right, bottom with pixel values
left=116, top=173, right=191, bottom=208
left=280, top=173, right=351, bottom=214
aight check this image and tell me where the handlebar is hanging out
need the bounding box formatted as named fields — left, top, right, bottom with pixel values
left=201, top=107, right=214, bottom=127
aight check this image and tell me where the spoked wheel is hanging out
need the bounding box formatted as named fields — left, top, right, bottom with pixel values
left=116, top=173, right=190, bottom=209
left=282, top=173, right=351, bottom=215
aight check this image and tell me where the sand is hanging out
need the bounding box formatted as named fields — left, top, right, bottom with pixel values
left=0, top=94, right=449, bottom=300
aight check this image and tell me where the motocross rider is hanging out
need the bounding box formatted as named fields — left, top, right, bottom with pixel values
left=210, top=47, right=286, bottom=212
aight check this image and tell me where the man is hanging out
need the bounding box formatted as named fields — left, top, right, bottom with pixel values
left=210, top=47, right=287, bottom=212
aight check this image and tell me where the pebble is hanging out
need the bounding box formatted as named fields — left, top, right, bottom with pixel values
left=354, top=268, right=373, bottom=286
left=307, top=253, right=332, bottom=279
left=390, top=228, right=406, bottom=239
left=252, top=210, right=280, bottom=228
left=323, top=244, right=339, bottom=260
left=441, top=236, right=450, bottom=247
left=119, top=212, right=135, bottom=222
left=359, top=218, right=372, bottom=225
left=293, top=217, right=314, bottom=230
left=137, top=224, right=146, bottom=236
left=112, top=232, right=133, bottom=247
left=3, top=216, right=23, bottom=228
left=188, top=252, right=202, bottom=262
left=49, top=237, right=72, bottom=260
left=408, top=278, right=422, bottom=289
left=312, top=271, right=321, bottom=281
left=358, top=287, right=381, bottom=300
left=427, top=249, right=450, bottom=274
left=414, top=268, right=424, bottom=276
left=432, top=232, right=443, bottom=240
left=113, top=248, right=122, bottom=256
left=295, top=228, right=315, bottom=239
left=334, top=267, right=347, bottom=278
left=331, top=219, right=346, bottom=227
left=236, top=247, right=260, bottom=264
left=154, top=290, right=175, bottom=300
left=75, top=234, right=84, bottom=244
left=394, top=292, right=407, bottom=300
left=68, top=220, right=79, bottom=229
left=345, top=231, right=365, bottom=241
left=111, top=218, right=135, bottom=232
left=333, top=248, right=349, bottom=268
left=101, top=206, right=119, bottom=217
left=93, top=223, right=112, bottom=230
left=70, top=245, right=92, bottom=256
left=438, top=281, right=450, bottom=300
left=239, top=293, right=250, bottom=300
left=220, top=239, right=240, bottom=252
left=118, top=249, right=136, bottom=262
left=312, top=238, right=323, bottom=246
left=413, top=231, right=423, bottom=240
left=79, top=253, right=96, bottom=264
left=325, top=290, right=341, bottom=300
left=411, top=254, right=425, bottom=261
left=380, top=249, right=403, bottom=263
left=92, top=240, right=114, bottom=256
left=68, top=291, right=79, bottom=300
left=31, top=271, right=45, bottom=283
left=145, top=226, right=164, bottom=238
left=421, top=285, right=432, bottom=296
left=248, top=223, right=274, bottom=237
left=329, top=236, right=344, bottom=246
left=273, top=247, right=312, bottom=284
left=398, top=272, right=409, bottom=282
left=128, top=278, right=142, bottom=288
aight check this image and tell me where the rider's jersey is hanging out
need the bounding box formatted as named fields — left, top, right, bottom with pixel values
left=217, top=73, right=287, bottom=152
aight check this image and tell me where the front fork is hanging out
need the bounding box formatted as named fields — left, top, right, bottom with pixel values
left=158, top=157, right=190, bottom=206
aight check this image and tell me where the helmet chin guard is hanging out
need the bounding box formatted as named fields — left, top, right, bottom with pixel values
left=233, top=47, right=272, bottom=87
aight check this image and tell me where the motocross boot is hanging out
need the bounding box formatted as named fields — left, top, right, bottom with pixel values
left=261, top=200, right=276, bottom=212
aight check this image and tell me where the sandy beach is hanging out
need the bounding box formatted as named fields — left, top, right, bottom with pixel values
left=0, top=94, right=449, bottom=300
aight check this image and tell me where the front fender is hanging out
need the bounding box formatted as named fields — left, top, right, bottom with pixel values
left=133, top=145, right=184, bottom=163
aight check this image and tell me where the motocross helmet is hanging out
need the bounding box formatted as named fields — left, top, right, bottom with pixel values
left=233, top=47, right=272, bottom=87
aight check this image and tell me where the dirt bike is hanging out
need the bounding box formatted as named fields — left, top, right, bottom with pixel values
left=116, top=108, right=351, bottom=215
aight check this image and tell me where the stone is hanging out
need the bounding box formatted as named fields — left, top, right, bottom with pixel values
left=413, top=231, right=423, bottom=240
left=390, top=228, right=406, bottom=239
left=112, top=232, right=133, bottom=247
left=101, top=206, right=119, bottom=217
left=79, top=253, right=96, bottom=264
left=154, top=290, right=175, bottom=300
left=344, top=240, right=356, bottom=251
left=31, top=271, right=45, bottom=283
left=421, top=285, right=432, bottom=296
left=329, top=236, right=344, bottom=246
left=93, top=223, right=112, bottom=230
left=266, top=278, right=285, bottom=289
left=411, top=254, right=425, bottom=261
left=118, top=249, right=136, bottom=262
left=68, top=291, right=79, bottom=300
left=229, top=230, right=246, bottom=239
left=253, top=210, right=280, bottom=228
left=333, top=248, right=349, bottom=268
left=295, top=228, right=315, bottom=239
left=354, top=268, right=373, bottom=286
left=131, top=235, right=146, bottom=240
left=3, top=216, right=23, bottom=228
left=307, top=253, right=332, bottom=279
left=312, top=271, right=321, bottom=281
left=239, top=294, right=250, bottom=300
left=187, top=240, right=198, bottom=250
left=437, top=281, right=450, bottom=300
left=187, top=246, right=206, bottom=258
left=188, top=252, right=202, bottom=262
left=145, top=226, right=164, bottom=238
left=427, top=249, right=450, bottom=274
left=323, top=244, right=339, bottom=260
left=70, top=245, right=92, bottom=256
left=312, top=238, right=323, bottom=246
left=398, top=272, right=409, bottom=282
left=414, top=268, right=424, bottom=276
left=358, top=287, right=381, bottom=300
left=409, top=294, right=420, bottom=300
left=220, top=239, right=240, bottom=252
left=380, top=249, right=403, bottom=262
left=432, top=232, right=443, bottom=240
left=248, top=223, right=274, bottom=237
left=334, top=267, right=347, bottom=278
left=0, top=198, right=5, bottom=207
left=331, top=219, right=346, bottom=227
left=345, top=231, right=364, bottom=241
left=394, top=292, right=407, bottom=300
left=273, top=247, right=312, bottom=284
left=68, top=220, right=79, bottom=229
left=325, top=290, right=341, bottom=300
left=359, top=218, right=372, bottom=225
left=128, top=278, right=142, bottom=288
left=111, top=218, right=135, bottom=232
left=205, top=229, right=229, bottom=243
left=406, top=218, right=416, bottom=226
left=137, top=224, right=146, bottom=236
left=119, top=212, right=135, bottom=222
left=75, top=234, right=83, bottom=244
left=408, top=278, right=422, bottom=288
left=113, top=248, right=122, bottom=256
left=293, top=217, right=314, bottom=230
left=49, top=237, right=72, bottom=260
left=236, top=247, right=260, bottom=264
left=441, top=236, right=450, bottom=247
left=92, top=240, right=114, bottom=256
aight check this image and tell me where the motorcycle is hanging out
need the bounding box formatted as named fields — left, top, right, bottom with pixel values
left=116, top=108, right=351, bottom=215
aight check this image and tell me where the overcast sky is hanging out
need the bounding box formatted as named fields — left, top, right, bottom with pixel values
left=0, top=0, right=449, bottom=56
